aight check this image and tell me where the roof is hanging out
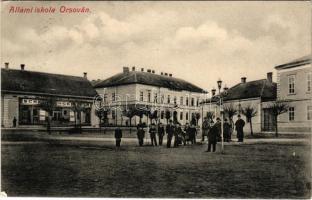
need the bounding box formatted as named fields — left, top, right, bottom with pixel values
left=93, top=71, right=206, bottom=93
left=1, top=68, right=98, bottom=99
left=204, top=79, right=276, bottom=103
left=275, top=55, right=311, bottom=70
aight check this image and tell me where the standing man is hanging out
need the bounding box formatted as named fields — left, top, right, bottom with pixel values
left=206, top=118, right=221, bottom=152
left=223, top=118, right=231, bottom=142
left=166, top=120, right=175, bottom=148
left=201, top=117, right=210, bottom=142
left=157, top=122, right=165, bottom=146
left=137, top=124, right=145, bottom=146
left=235, top=115, right=245, bottom=142
left=149, top=122, right=157, bottom=146
left=189, top=124, right=198, bottom=144
left=13, top=116, right=17, bottom=128
left=184, top=122, right=191, bottom=145
left=114, top=127, right=122, bottom=149
left=174, top=123, right=183, bottom=147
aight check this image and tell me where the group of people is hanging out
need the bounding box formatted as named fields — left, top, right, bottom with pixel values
left=114, top=115, right=246, bottom=152
left=202, top=115, right=246, bottom=152
left=136, top=119, right=198, bottom=148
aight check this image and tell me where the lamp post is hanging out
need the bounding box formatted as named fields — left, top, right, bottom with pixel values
left=217, top=79, right=224, bottom=154
left=211, top=88, right=216, bottom=116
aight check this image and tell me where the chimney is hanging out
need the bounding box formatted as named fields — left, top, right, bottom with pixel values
left=267, top=72, right=273, bottom=83
left=132, top=66, right=135, bottom=71
left=123, top=66, right=129, bottom=73
left=141, top=68, right=144, bottom=72
left=165, top=73, right=168, bottom=76
left=4, top=62, right=9, bottom=69
left=241, top=77, right=246, bottom=83
left=152, top=70, right=155, bottom=74
left=147, top=69, right=151, bottom=73
left=20, top=64, right=25, bottom=71
left=161, top=72, right=163, bottom=75
left=83, top=72, right=87, bottom=79
left=169, top=74, right=172, bottom=77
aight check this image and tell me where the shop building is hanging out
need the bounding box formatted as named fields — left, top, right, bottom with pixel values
left=1, top=63, right=99, bottom=128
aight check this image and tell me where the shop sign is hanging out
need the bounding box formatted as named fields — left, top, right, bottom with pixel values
left=21, top=99, right=40, bottom=105
left=56, top=101, right=72, bottom=107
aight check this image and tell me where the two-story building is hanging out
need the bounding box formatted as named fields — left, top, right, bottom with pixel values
left=202, top=72, right=277, bottom=134
left=275, top=55, right=312, bottom=133
left=93, top=67, right=207, bottom=126
left=1, top=63, right=99, bottom=128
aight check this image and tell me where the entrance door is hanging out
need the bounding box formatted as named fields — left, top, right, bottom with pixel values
left=53, top=111, right=61, bottom=121
left=262, top=108, right=275, bottom=131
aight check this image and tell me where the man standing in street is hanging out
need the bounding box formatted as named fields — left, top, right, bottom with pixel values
left=137, top=124, right=145, bottom=146
left=235, top=115, right=245, bottom=142
left=149, top=122, right=157, bottom=146
left=206, top=118, right=221, bottom=152
left=166, top=120, right=175, bottom=148
left=158, top=122, right=165, bottom=146
left=201, top=117, right=210, bottom=142
left=114, top=127, right=122, bottom=149
left=189, top=124, right=197, bottom=144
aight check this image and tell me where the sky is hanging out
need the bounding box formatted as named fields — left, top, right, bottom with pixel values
left=1, top=1, right=311, bottom=92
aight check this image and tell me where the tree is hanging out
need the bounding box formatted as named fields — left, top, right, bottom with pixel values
left=72, top=101, right=88, bottom=134
left=40, top=97, right=57, bottom=134
left=241, top=105, right=257, bottom=136
left=149, top=110, right=158, bottom=124
left=122, top=106, right=136, bottom=127
left=195, top=112, right=201, bottom=125
left=206, top=111, right=215, bottom=121
left=267, top=100, right=289, bottom=137
left=224, top=103, right=238, bottom=134
left=95, top=107, right=110, bottom=133
left=165, top=110, right=171, bottom=124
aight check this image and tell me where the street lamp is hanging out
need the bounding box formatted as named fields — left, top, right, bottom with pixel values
left=217, top=79, right=224, bottom=154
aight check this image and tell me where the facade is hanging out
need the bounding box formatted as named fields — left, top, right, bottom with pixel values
left=275, top=55, right=312, bottom=132
left=1, top=63, right=99, bottom=128
left=202, top=73, right=277, bottom=134
left=93, top=67, right=207, bottom=126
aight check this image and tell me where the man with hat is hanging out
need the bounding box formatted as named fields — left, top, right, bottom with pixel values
left=235, top=115, right=245, bottom=142
left=166, top=120, right=175, bottom=148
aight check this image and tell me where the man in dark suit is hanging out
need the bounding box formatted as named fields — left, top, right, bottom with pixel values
left=149, top=122, right=157, bottom=146
left=114, top=127, right=122, bottom=149
left=166, top=120, right=175, bottom=148
left=235, top=115, right=245, bottom=142
left=157, top=122, right=165, bottom=146
left=206, top=118, right=221, bottom=152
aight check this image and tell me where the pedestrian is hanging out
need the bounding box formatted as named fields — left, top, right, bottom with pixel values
left=201, top=117, right=210, bottom=142
left=184, top=122, right=191, bottom=145
left=137, top=124, right=145, bottom=146
left=114, top=127, right=122, bottom=149
left=166, top=120, right=175, bottom=148
left=189, top=124, right=197, bottom=144
left=206, top=118, right=221, bottom=152
left=223, top=118, right=231, bottom=142
left=149, top=122, right=157, bottom=146
left=157, top=122, right=165, bottom=146
left=13, top=117, right=17, bottom=128
left=174, top=123, right=183, bottom=147
left=235, top=115, right=245, bottom=142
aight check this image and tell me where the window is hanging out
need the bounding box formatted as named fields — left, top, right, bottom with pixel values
left=196, top=98, right=199, bottom=107
left=154, top=93, right=158, bottom=103
left=174, top=96, right=177, bottom=104
left=307, top=73, right=311, bottom=92
left=307, top=106, right=312, bottom=120
left=112, top=110, right=116, bottom=119
left=161, top=111, right=164, bottom=119
left=147, top=90, right=151, bottom=102
left=288, top=75, right=295, bottom=94
left=140, top=91, right=144, bottom=101
left=103, top=94, right=107, bottom=103
left=289, top=107, right=295, bottom=121
left=112, top=92, right=116, bottom=102
left=186, top=97, right=189, bottom=106
left=180, top=112, right=183, bottom=120
left=186, top=112, right=189, bottom=121
left=161, top=95, right=164, bottom=104
left=180, top=97, right=183, bottom=105
left=191, top=98, right=194, bottom=106
left=167, top=95, right=171, bottom=104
